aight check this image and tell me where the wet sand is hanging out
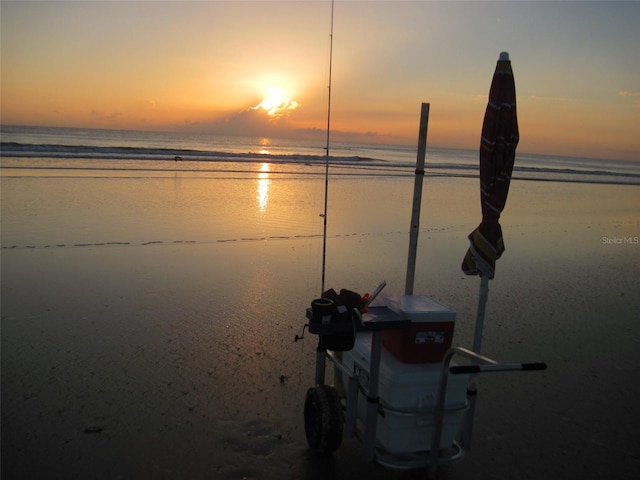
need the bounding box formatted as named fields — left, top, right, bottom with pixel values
left=2, top=171, right=639, bottom=479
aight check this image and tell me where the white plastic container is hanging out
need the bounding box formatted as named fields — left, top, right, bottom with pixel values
left=399, top=294, right=456, bottom=322
left=343, top=332, right=468, bottom=454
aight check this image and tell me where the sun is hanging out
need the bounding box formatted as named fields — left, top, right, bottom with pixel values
left=254, top=87, right=299, bottom=118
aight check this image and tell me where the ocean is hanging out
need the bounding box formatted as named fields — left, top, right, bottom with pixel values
left=2, top=124, right=639, bottom=185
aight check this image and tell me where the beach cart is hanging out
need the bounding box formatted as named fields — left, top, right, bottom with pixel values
left=296, top=295, right=546, bottom=477
left=296, top=52, right=545, bottom=476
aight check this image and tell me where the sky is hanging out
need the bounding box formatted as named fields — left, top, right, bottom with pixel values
left=1, top=0, right=639, bottom=161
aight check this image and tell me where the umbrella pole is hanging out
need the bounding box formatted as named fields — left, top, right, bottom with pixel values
left=405, top=102, right=430, bottom=295
left=462, top=273, right=490, bottom=451
left=472, top=274, right=490, bottom=353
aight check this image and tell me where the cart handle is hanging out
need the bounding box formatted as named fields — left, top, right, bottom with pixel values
left=450, top=362, right=547, bottom=374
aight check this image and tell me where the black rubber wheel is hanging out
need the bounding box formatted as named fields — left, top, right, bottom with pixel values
left=304, top=385, right=344, bottom=455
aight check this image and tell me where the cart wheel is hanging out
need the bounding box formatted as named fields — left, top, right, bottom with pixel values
left=304, top=385, right=344, bottom=455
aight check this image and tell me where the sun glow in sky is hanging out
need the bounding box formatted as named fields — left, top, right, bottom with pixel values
left=1, top=0, right=639, bottom=161
left=254, top=87, right=300, bottom=117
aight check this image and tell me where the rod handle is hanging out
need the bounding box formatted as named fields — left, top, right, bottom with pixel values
left=450, top=365, right=480, bottom=374
left=450, top=362, right=547, bottom=374
left=522, top=362, right=547, bottom=371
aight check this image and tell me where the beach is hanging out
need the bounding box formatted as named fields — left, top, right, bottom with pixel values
left=2, top=165, right=639, bottom=479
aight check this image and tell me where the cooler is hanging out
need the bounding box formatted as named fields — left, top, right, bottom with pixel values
left=382, top=295, right=456, bottom=363
left=342, top=333, right=468, bottom=454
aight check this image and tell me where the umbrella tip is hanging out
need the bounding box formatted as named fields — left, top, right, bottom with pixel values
left=499, top=51, right=510, bottom=61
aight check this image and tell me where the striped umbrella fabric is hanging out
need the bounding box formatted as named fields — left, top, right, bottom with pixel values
left=462, top=52, right=519, bottom=279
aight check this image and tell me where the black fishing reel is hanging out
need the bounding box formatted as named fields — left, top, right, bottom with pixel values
left=294, top=298, right=361, bottom=352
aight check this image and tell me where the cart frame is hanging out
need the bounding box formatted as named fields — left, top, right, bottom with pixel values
left=301, top=305, right=546, bottom=477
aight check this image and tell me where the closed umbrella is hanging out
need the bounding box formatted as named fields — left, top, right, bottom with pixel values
left=463, top=51, right=519, bottom=354
left=462, top=51, right=519, bottom=282
left=460, top=51, right=519, bottom=451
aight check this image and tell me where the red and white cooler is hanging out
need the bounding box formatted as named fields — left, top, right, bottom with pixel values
left=382, top=295, right=456, bottom=363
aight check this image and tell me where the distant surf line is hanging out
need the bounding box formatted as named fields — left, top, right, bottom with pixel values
left=2, top=167, right=637, bottom=185
left=2, top=161, right=639, bottom=185
left=0, top=230, right=425, bottom=251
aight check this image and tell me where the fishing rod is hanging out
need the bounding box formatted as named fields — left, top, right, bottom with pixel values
left=320, top=0, right=335, bottom=296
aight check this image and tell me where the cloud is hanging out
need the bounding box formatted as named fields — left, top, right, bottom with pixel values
left=192, top=107, right=293, bottom=137
left=619, top=91, right=640, bottom=107
left=530, top=95, right=573, bottom=102
left=251, top=88, right=300, bottom=118
left=90, top=110, right=123, bottom=120
left=180, top=108, right=400, bottom=144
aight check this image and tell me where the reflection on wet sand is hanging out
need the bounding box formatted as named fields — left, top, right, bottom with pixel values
left=257, top=163, right=271, bottom=212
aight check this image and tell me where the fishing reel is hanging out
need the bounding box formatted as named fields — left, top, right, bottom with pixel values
left=294, top=298, right=362, bottom=352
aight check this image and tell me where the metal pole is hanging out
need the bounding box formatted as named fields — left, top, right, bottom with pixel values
left=314, top=341, right=326, bottom=386
left=463, top=274, right=490, bottom=451
left=320, top=0, right=335, bottom=296
left=362, top=331, right=383, bottom=461
left=405, top=102, right=430, bottom=295
left=472, top=275, right=490, bottom=353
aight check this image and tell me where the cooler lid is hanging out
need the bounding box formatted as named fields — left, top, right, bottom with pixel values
left=399, top=295, right=455, bottom=322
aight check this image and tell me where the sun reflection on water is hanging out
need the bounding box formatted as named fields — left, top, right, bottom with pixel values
left=257, top=163, right=271, bottom=212
left=258, top=137, right=271, bottom=155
